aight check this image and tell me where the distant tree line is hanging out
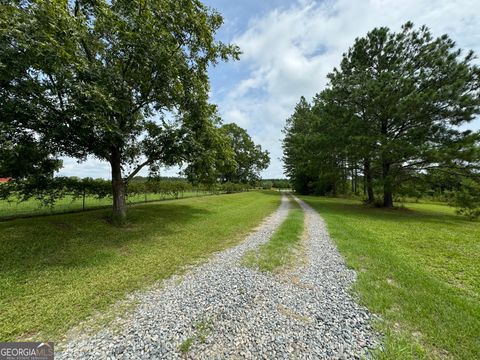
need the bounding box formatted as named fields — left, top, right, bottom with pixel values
left=283, top=22, right=480, bottom=213
left=257, top=179, right=291, bottom=190
left=0, top=119, right=270, bottom=207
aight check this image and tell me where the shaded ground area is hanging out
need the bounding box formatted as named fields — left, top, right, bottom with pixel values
left=0, top=191, right=208, bottom=219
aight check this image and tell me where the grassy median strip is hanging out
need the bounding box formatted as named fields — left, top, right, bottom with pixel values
left=243, top=198, right=304, bottom=272
left=0, top=191, right=280, bottom=342
left=301, top=196, right=480, bottom=360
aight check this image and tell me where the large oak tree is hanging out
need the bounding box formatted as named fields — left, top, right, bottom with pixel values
left=0, top=0, right=240, bottom=218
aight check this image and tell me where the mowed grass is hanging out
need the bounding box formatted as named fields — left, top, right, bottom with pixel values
left=243, top=198, right=304, bottom=272
left=0, top=191, right=280, bottom=341
left=301, top=196, right=480, bottom=359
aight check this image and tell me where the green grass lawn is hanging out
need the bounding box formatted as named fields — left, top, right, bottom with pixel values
left=301, top=196, right=480, bottom=360
left=243, top=198, right=304, bottom=272
left=0, top=191, right=205, bottom=219
left=0, top=191, right=280, bottom=342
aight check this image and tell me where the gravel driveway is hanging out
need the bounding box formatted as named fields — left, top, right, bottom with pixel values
left=58, top=195, right=377, bottom=359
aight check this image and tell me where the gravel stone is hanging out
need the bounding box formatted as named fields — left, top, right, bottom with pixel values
left=58, top=195, right=378, bottom=359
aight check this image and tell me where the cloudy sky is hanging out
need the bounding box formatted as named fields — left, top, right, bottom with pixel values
left=59, top=0, right=480, bottom=179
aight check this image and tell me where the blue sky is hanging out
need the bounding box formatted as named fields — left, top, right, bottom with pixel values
left=59, top=0, right=480, bottom=179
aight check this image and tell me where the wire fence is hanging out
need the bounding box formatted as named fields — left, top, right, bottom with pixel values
left=0, top=189, right=223, bottom=220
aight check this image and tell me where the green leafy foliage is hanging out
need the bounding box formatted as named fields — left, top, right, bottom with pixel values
left=0, top=0, right=240, bottom=217
left=0, top=177, right=252, bottom=215
left=0, top=177, right=111, bottom=207
left=448, top=178, right=480, bottom=219
left=255, top=179, right=290, bottom=190
left=283, top=96, right=349, bottom=196
left=218, top=123, right=270, bottom=184
left=259, top=180, right=273, bottom=190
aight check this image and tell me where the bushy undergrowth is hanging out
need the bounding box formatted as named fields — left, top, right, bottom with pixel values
left=448, top=179, right=480, bottom=220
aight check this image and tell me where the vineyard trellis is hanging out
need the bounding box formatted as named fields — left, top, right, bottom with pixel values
left=0, top=178, right=253, bottom=219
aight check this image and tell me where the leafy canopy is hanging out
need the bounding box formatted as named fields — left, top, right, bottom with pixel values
left=1, top=0, right=241, bottom=216
left=1, top=0, right=240, bottom=175
left=219, top=123, right=270, bottom=184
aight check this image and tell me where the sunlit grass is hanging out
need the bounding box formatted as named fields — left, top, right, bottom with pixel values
left=301, top=196, right=480, bottom=359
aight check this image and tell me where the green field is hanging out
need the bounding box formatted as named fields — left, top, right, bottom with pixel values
left=0, top=191, right=208, bottom=219
left=243, top=197, right=304, bottom=272
left=0, top=191, right=280, bottom=341
left=301, top=196, right=480, bottom=359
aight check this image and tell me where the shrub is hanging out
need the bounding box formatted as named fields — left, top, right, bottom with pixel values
left=448, top=179, right=480, bottom=220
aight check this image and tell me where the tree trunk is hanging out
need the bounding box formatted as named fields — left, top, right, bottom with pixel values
left=383, top=190, right=393, bottom=208
left=110, top=149, right=127, bottom=219
left=382, top=161, right=394, bottom=208
left=353, top=167, right=358, bottom=195
left=351, top=167, right=355, bottom=193
left=364, top=159, right=374, bottom=204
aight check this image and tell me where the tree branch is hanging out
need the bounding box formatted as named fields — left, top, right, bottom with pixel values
left=47, top=74, right=65, bottom=111
left=125, top=159, right=152, bottom=182
left=73, top=1, right=94, bottom=63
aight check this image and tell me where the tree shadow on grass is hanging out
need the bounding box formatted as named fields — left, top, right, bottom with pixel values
left=0, top=203, right=211, bottom=274
left=309, top=197, right=471, bottom=227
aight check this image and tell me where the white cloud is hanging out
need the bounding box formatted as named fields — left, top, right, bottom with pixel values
left=218, top=0, right=480, bottom=178
left=58, top=156, right=181, bottom=179
left=60, top=157, right=110, bottom=179
left=223, top=108, right=251, bottom=128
